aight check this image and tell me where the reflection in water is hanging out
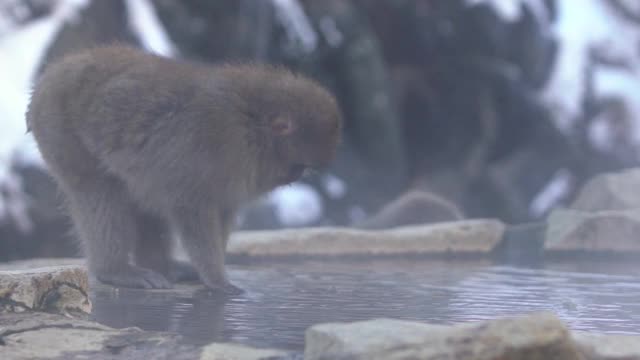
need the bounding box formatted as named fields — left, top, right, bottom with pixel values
left=90, top=259, right=640, bottom=350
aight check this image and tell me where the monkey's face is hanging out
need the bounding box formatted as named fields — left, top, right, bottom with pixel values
left=278, top=163, right=307, bottom=185
left=272, top=103, right=342, bottom=187
left=240, top=66, right=343, bottom=190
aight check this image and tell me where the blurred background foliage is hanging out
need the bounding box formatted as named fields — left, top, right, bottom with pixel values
left=2, top=0, right=640, bottom=260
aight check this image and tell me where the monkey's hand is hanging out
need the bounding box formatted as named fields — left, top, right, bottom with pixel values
left=96, top=265, right=172, bottom=289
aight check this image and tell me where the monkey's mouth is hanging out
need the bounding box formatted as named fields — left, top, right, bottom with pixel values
left=279, top=164, right=307, bottom=185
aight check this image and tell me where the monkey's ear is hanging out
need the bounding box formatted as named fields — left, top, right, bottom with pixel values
left=271, top=117, right=295, bottom=136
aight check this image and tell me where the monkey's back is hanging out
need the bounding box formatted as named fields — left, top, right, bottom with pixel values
left=27, top=45, right=256, bottom=209
left=25, top=47, right=133, bottom=191
left=30, top=46, right=197, bottom=150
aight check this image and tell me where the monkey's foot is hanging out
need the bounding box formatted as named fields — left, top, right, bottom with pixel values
left=96, top=265, right=172, bottom=289
left=167, top=260, right=200, bottom=282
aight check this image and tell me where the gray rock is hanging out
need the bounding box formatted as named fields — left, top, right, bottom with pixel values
left=201, top=343, right=289, bottom=360
left=304, top=318, right=444, bottom=359
left=304, top=312, right=582, bottom=360
left=228, top=219, right=505, bottom=258
left=574, top=332, right=640, bottom=360
left=0, top=312, right=113, bottom=359
left=0, top=265, right=91, bottom=316
left=0, top=312, right=199, bottom=360
left=571, top=168, right=640, bottom=212
left=0, top=258, right=84, bottom=271
left=545, top=208, right=640, bottom=253
left=355, top=190, right=464, bottom=229
left=0, top=312, right=291, bottom=360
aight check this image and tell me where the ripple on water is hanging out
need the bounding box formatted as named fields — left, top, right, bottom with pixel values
left=90, top=259, right=640, bottom=350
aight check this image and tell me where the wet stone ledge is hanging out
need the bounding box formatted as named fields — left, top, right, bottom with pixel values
left=570, top=168, right=640, bottom=212
left=228, top=219, right=506, bottom=259
left=545, top=208, right=640, bottom=253
left=304, top=312, right=640, bottom=360
left=0, top=312, right=283, bottom=360
left=0, top=265, right=91, bottom=316
left=0, top=312, right=293, bottom=360
left=201, top=343, right=291, bottom=359
left=573, top=332, right=640, bottom=360
left=542, top=166, right=640, bottom=255
left=1, top=299, right=639, bottom=359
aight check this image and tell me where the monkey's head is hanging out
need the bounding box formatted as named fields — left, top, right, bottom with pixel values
left=218, top=64, right=342, bottom=191
left=267, top=74, right=342, bottom=187
left=248, top=67, right=342, bottom=188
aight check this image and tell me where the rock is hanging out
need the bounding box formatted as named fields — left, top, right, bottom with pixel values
left=228, top=219, right=505, bottom=258
left=545, top=208, right=640, bottom=253
left=0, top=312, right=112, bottom=359
left=0, top=312, right=200, bottom=360
left=571, top=168, right=640, bottom=212
left=574, top=332, right=640, bottom=360
left=355, top=189, right=464, bottom=229
left=0, top=265, right=91, bottom=316
left=304, top=312, right=582, bottom=360
left=305, top=319, right=444, bottom=359
left=200, top=343, right=289, bottom=360
left=0, top=312, right=292, bottom=360
left=0, top=258, right=84, bottom=271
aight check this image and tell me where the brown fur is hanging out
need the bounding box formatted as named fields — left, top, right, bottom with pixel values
left=27, top=45, right=341, bottom=292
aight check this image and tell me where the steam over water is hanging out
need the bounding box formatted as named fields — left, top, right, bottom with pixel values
left=91, top=259, right=640, bottom=350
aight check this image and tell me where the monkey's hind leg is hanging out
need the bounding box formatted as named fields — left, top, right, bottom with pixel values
left=134, top=211, right=200, bottom=283
left=67, top=177, right=172, bottom=289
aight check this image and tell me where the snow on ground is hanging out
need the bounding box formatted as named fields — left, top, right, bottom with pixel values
left=0, top=0, right=177, bottom=228
left=268, top=182, right=323, bottom=226
left=0, top=0, right=88, bottom=226
left=124, top=0, right=176, bottom=57
left=0, top=15, right=56, bottom=166
left=322, top=174, right=346, bottom=199
left=465, top=0, right=550, bottom=23
left=530, top=168, right=572, bottom=217
left=0, top=0, right=174, bottom=179
left=592, top=67, right=640, bottom=157
left=0, top=0, right=33, bottom=35
left=318, top=16, right=343, bottom=48
left=271, top=0, right=317, bottom=54
left=472, top=0, right=640, bottom=155
left=543, top=0, right=640, bottom=136
left=0, top=0, right=89, bottom=167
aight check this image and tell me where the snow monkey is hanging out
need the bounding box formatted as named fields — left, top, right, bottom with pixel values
left=27, top=45, right=342, bottom=293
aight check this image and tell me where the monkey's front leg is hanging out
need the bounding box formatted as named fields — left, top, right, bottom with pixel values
left=171, top=205, right=242, bottom=294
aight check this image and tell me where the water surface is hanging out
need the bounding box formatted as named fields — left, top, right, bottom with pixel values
left=90, top=259, right=640, bottom=350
